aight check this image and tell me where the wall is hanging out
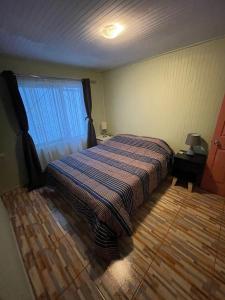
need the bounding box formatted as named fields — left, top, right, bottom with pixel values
left=103, top=37, right=225, bottom=152
left=1, top=38, right=225, bottom=192
left=0, top=55, right=105, bottom=193
left=0, top=197, right=34, bottom=300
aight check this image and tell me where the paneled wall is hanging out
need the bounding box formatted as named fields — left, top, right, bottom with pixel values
left=103, top=37, right=225, bottom=152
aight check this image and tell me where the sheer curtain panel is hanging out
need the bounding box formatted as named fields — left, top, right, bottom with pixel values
left=18, top=77, right=87, bottom=170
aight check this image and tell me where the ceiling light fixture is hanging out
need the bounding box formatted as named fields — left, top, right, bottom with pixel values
left=102, top=23, right=124, bottom=39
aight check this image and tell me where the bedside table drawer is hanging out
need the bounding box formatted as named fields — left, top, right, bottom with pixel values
left=174, top=158, right=200, bottom=174
left=172, top=151, right=207, bottom=187
left=172, top=169, right=197, bottom=183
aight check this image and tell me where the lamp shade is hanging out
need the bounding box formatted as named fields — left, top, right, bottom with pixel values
left=185, top=133, right=201, bottom=146
left=101, top=121, right=107, bottom=130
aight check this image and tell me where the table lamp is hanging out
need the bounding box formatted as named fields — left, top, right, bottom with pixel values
left=185, top=133, right=201, bottom=156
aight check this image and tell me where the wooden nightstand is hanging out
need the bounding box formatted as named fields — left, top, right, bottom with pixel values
left=96, top=135, right=113, bottom=144
left=172, top=151, right=207, bottom=192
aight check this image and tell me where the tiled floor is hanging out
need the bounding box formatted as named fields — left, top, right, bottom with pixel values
left=2, top=182, right=225, bottom=299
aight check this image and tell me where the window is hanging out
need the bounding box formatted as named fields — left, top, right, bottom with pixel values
left=18, top=77, right=87, bottom=169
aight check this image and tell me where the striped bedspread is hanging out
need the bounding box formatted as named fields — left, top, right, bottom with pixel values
left=47, top=134, right=173, bottom=259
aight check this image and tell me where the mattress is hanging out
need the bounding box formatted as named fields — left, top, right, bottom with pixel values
left=47, top=134, right=173, bottom=259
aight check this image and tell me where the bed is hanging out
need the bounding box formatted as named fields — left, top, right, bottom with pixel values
left=47, top=134, right=173, bottom=259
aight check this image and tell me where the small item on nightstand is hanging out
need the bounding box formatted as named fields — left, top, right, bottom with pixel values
left=101, top=121, right=108, bottom=137
left=172, top=151, right=206, bottom=192
left=185, top=133, right=201, bottom=156
left=178, top=150, right=185, bottom=154
left=97, top=134, right=112, bottom=144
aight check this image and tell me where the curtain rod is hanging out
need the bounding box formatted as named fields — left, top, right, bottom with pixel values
left=15, top=73, right=96, bottom=84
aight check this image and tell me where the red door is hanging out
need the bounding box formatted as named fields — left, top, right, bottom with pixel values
left=201, top=94, right=225, bottom=196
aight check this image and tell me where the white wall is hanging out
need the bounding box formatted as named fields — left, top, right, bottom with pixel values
left=103, top=37, right=225, bottom=152
left=0, top=197, right=34, bottom=300
left=0, top=55, right=105, bottom=193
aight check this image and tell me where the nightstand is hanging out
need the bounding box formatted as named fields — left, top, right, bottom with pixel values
left=96, top=135, right=113, bottom=144
left=172, top=151, right=206, bottom=192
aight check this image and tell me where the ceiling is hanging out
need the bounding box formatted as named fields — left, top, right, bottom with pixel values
left=0, top=0, right=225, bottom=70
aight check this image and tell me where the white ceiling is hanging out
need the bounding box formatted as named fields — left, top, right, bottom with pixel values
left=0, top=0, right=225, bottom=70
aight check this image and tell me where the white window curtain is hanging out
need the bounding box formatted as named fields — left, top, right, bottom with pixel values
left=18, top=77, right=87, bottom=170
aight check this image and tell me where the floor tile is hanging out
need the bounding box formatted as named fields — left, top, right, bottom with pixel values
left=87, top=256, right=143, bottom=299
left=215, top=255, right=225, bottom=285
left=214, top=225, right=225, bottom=284
left=135, top=253, right=225, bottom=300
left=163, top=226, right=217, bottom=273
left=59, top=269, right=104, bottom=300
left=183, top=190, right=224, bottom=217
